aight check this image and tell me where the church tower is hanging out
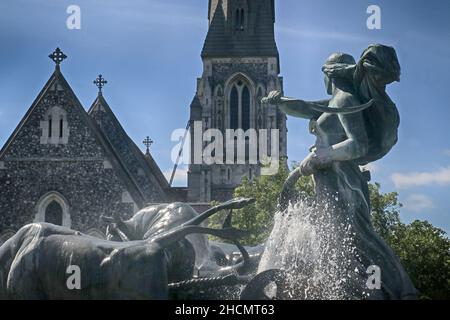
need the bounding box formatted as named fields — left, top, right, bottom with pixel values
left=187, top=0, right=287, bottom=202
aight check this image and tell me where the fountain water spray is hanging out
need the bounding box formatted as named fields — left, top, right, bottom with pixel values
left=258, top=194, right=366, bottom=300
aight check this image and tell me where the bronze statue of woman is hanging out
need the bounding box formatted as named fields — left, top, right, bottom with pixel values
left=263, top=44, right=418, bottom=299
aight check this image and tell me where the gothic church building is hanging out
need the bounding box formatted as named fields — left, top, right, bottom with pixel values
left=0, top=0, right=287, bottom=243
left=188, top=0, right=287, bottom=202
left=0, top=54, right=169, bottom=244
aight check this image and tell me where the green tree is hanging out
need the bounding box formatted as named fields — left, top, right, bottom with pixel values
left=209, top=161, right=314, bottom=245
left=209, top=163, right=450, bottom=299
left=387, top=220, right=450, bottom=299
left=369, top=182, right=402, bottom=241
left=369, top=185, right=450, bottom=299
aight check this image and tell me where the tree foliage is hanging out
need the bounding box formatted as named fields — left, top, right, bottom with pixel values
left=387, top=221, right=450, bottom=299
left=369, top=182, right=402, bottom=240
left=369, top=184, right=450, bottom=299
left=209, top=163, right=450, bottom=299
left=209, top=161, right=314, bottom=245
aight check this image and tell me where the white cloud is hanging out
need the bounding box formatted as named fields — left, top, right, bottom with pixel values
left=403, top=194, right=434, bottom=213
left=164, top=168, right=188, bottom=185
left=391, top=166, right=450, bottom=189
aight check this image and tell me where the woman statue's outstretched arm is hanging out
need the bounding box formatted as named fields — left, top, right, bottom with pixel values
left=263, top=91, right=375, bottom=119
left=262, top=91, right=326, bottom=120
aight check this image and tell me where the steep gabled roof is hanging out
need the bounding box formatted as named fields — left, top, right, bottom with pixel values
left=202, top=0, right=279, bottom=58
left=88, top=94, right=169, bottom=203
left=0, top=68, right=151, bottom=208
left=208, top=0, right=275, bottom=22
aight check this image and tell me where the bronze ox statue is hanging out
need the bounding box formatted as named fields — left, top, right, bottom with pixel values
left=0, top=199, right=255, bottom=300
left=102, top=200, right=262, bottom=283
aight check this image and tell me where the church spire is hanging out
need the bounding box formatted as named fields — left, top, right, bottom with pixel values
left=203, top=0, right=278, bottom=58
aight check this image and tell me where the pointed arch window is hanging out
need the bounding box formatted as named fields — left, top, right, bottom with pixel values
left=228, top=80, right=252, bottom=131
left=242, top=86, right=250, bottom=131
left=35, top=192, right=71, bottom=228
left=45, top=201, right=63, bottom=226
left=230, top=86, right=239, bottom=130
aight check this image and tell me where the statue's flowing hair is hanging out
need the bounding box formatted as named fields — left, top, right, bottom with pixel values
left=322, top=44, right=401, bottom=165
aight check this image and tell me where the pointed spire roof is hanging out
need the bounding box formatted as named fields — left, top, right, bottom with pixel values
left=88, top=92, right=170, bottom=202
left=202, top=0, right=279, bottom=58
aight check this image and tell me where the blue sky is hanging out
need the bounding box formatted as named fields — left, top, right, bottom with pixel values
left=0, top=0, right=449, bottom=233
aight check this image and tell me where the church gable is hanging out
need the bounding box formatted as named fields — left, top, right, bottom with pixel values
left=0, top=50, right=155, bottom=234
left=0, top=66, right=150, bottom=208
left=0, top=69, right=104, bottom=161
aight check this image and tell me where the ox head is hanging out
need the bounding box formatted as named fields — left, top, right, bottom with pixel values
left=149, top=198, right=257, bottom=279
left=150, top=198, right=255, bottom=249
left=102, top=198, right=257, bottom=288
left=102, top=198, right=255, bottom=246
left=98, top=199, right=255, bottom=299
left=102, top=212, right=132, bottom=242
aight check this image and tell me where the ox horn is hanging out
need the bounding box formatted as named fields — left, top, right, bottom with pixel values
left=221, top=211, right=251, bottom=275
left=181, top=198, right=255, bottom=227
left=153, top=225, right=248, bottom=249
left=153, top=200, right=253, bottom=258
left=102, top=213, right=134, bottom=241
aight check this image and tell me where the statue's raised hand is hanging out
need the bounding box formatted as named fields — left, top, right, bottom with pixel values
left=262, top=90, right=283, bottom=105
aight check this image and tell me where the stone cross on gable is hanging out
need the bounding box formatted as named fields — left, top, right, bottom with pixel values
left=143, top=136, right=154, bottom=155
left=94, top=74, right=108, bottom=94
left=49, top=48, right=67, bottom=69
